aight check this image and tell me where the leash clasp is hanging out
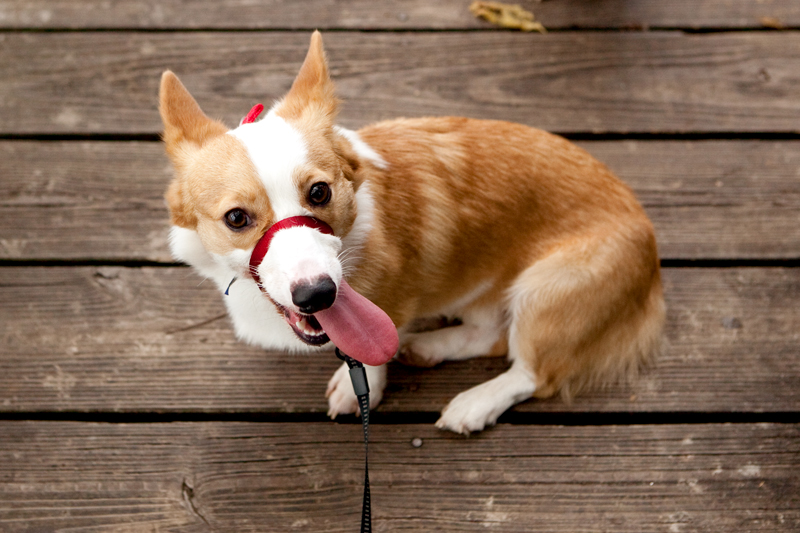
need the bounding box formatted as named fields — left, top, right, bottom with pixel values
left=336, top=348, right=370, bottom=396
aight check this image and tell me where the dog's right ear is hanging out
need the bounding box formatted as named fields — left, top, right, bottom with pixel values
left=159, top=71, right=227, bottom=166
left=275, top=31, right=339, bottom=128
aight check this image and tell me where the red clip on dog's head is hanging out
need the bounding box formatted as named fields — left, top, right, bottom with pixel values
left=249, top=216, right=399, bottom=366
left=240, top=103, right=264, bottom=126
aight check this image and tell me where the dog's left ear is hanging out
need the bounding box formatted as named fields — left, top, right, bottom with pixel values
left=159, top=71, right=227, bottom=167
left=276, top=31, right=340, bottom=127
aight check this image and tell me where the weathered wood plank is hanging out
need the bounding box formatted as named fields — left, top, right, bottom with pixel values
left=595, top=140, right=800, bottom=260
left=0, top=142, right=173, bottom=262
left=2, top=140, right=799, bottom=262
left=0, top=422, right=797, bottom=531
left=1, top=32, right=798, bottom=135
left=0, top=266, right=797, bottom=413
left=0, top=0, right=798, bottom=30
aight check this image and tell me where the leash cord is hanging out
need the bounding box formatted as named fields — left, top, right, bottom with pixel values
left=336, top=348, right=372, bottom=533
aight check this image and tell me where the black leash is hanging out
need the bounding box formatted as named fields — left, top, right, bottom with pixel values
left=335, top=348, right=372, bottom=533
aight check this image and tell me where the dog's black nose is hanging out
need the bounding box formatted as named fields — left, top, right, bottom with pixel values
left=291, top=275, right=337, bottom=314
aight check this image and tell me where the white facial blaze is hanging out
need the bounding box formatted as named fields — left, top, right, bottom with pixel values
left=228, top=111, right=310, bottom=220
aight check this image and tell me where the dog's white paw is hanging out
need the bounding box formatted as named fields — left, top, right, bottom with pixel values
left=436, top=388, right=504, bottom=435
left=326, top=363, right=358, bottom=418
left=397, top=320, right=506, bottom=368
left=325, top=362, right=386, bottom=419
left=436, top=365, right=537, bottom=435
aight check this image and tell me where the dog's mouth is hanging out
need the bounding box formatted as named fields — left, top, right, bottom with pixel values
left=276, top=303, right=330, bottom=346
left=262, top=279, right=398, bottom=365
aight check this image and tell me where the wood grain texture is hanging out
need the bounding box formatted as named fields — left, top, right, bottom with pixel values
left=0, top=0, right=796, bottom=528
left=0, top=0, right=798, bottom=30
left=0, top=266, right=797, bottom=414
left=0, top=421, right=797, bottom=531
left=586, top=140, right=800, bottom=260
left=1, top=32, right=799, bottom=135
left=2, top=140, right=799, bottom=261
left=0, top=142, right=173, bottom=261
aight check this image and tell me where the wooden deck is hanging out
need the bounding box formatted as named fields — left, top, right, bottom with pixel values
left=1, top=1, right=799, bottom=530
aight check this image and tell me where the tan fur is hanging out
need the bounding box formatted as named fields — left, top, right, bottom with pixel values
left=159, top=71, right=260, bottom=234
left=348, top=118, right=664, bottom=396
left=276, top=32, right=340, bottom=127
left=160, top=31, right=665, bottom=406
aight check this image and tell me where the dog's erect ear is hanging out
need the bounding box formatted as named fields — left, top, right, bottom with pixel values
left=159, top=71, right=227, bottom=164
left=276, top=31, right=339, bottom=126
left=160, top=71, right=225, bottom=229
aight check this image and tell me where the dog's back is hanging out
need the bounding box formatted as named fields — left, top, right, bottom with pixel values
left=349, top=116, right=664, bottom=432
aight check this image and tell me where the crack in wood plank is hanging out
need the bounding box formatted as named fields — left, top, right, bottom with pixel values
left=182, top=478, right=212, bottom=528
left=165, top=313, right=228, bottom=335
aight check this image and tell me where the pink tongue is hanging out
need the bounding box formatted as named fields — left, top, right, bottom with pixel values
left=314, top=279, right=398, bottom=366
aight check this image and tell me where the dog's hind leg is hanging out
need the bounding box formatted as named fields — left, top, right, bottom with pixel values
left=506, top=230, right=664, bottom=402
left=436, top=228, right=664, bottom=434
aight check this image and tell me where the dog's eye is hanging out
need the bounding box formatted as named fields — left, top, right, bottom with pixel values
left=224, top=208, right=251, bottom=231
left=308, top=182, right=331, bottom=206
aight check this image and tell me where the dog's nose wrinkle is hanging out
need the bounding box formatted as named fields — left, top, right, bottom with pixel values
left=291, top=276, right=337, bottom=314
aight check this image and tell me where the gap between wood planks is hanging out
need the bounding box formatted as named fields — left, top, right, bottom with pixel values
left=0, top=26, right=798, bottom=33
left=2, top=132, right=800, bottom=142
left=2, top=259, right=800, bottom=268
left=0, top=411, right=797, bottom=426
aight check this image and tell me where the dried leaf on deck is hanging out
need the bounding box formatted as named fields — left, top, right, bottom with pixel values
left=760, top=16, right=786, bottom=30
left=469, top=1, right=546, bottom=33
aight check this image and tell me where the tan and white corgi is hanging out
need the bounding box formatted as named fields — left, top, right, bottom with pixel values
left=159, top=31, right=665, bottom=434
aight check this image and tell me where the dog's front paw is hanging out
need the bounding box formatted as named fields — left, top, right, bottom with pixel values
left=396, top=333, right=444, bottom=368
left=436, top=388, right=503, bottom=435
left=396, top=345, right=442, bottom=368
left=326, top=363, right=359, bottom=418
left=325, top=362, right=386, bottom=419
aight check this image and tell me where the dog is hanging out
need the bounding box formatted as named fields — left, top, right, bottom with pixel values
left=159, top=31, right=665, bottom=434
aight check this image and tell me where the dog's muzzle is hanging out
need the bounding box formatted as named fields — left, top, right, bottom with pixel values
left=248, top=215, right=399, bottom=366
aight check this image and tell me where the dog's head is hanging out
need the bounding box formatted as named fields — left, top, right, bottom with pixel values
left=159, top=32, right=370, bottom=347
